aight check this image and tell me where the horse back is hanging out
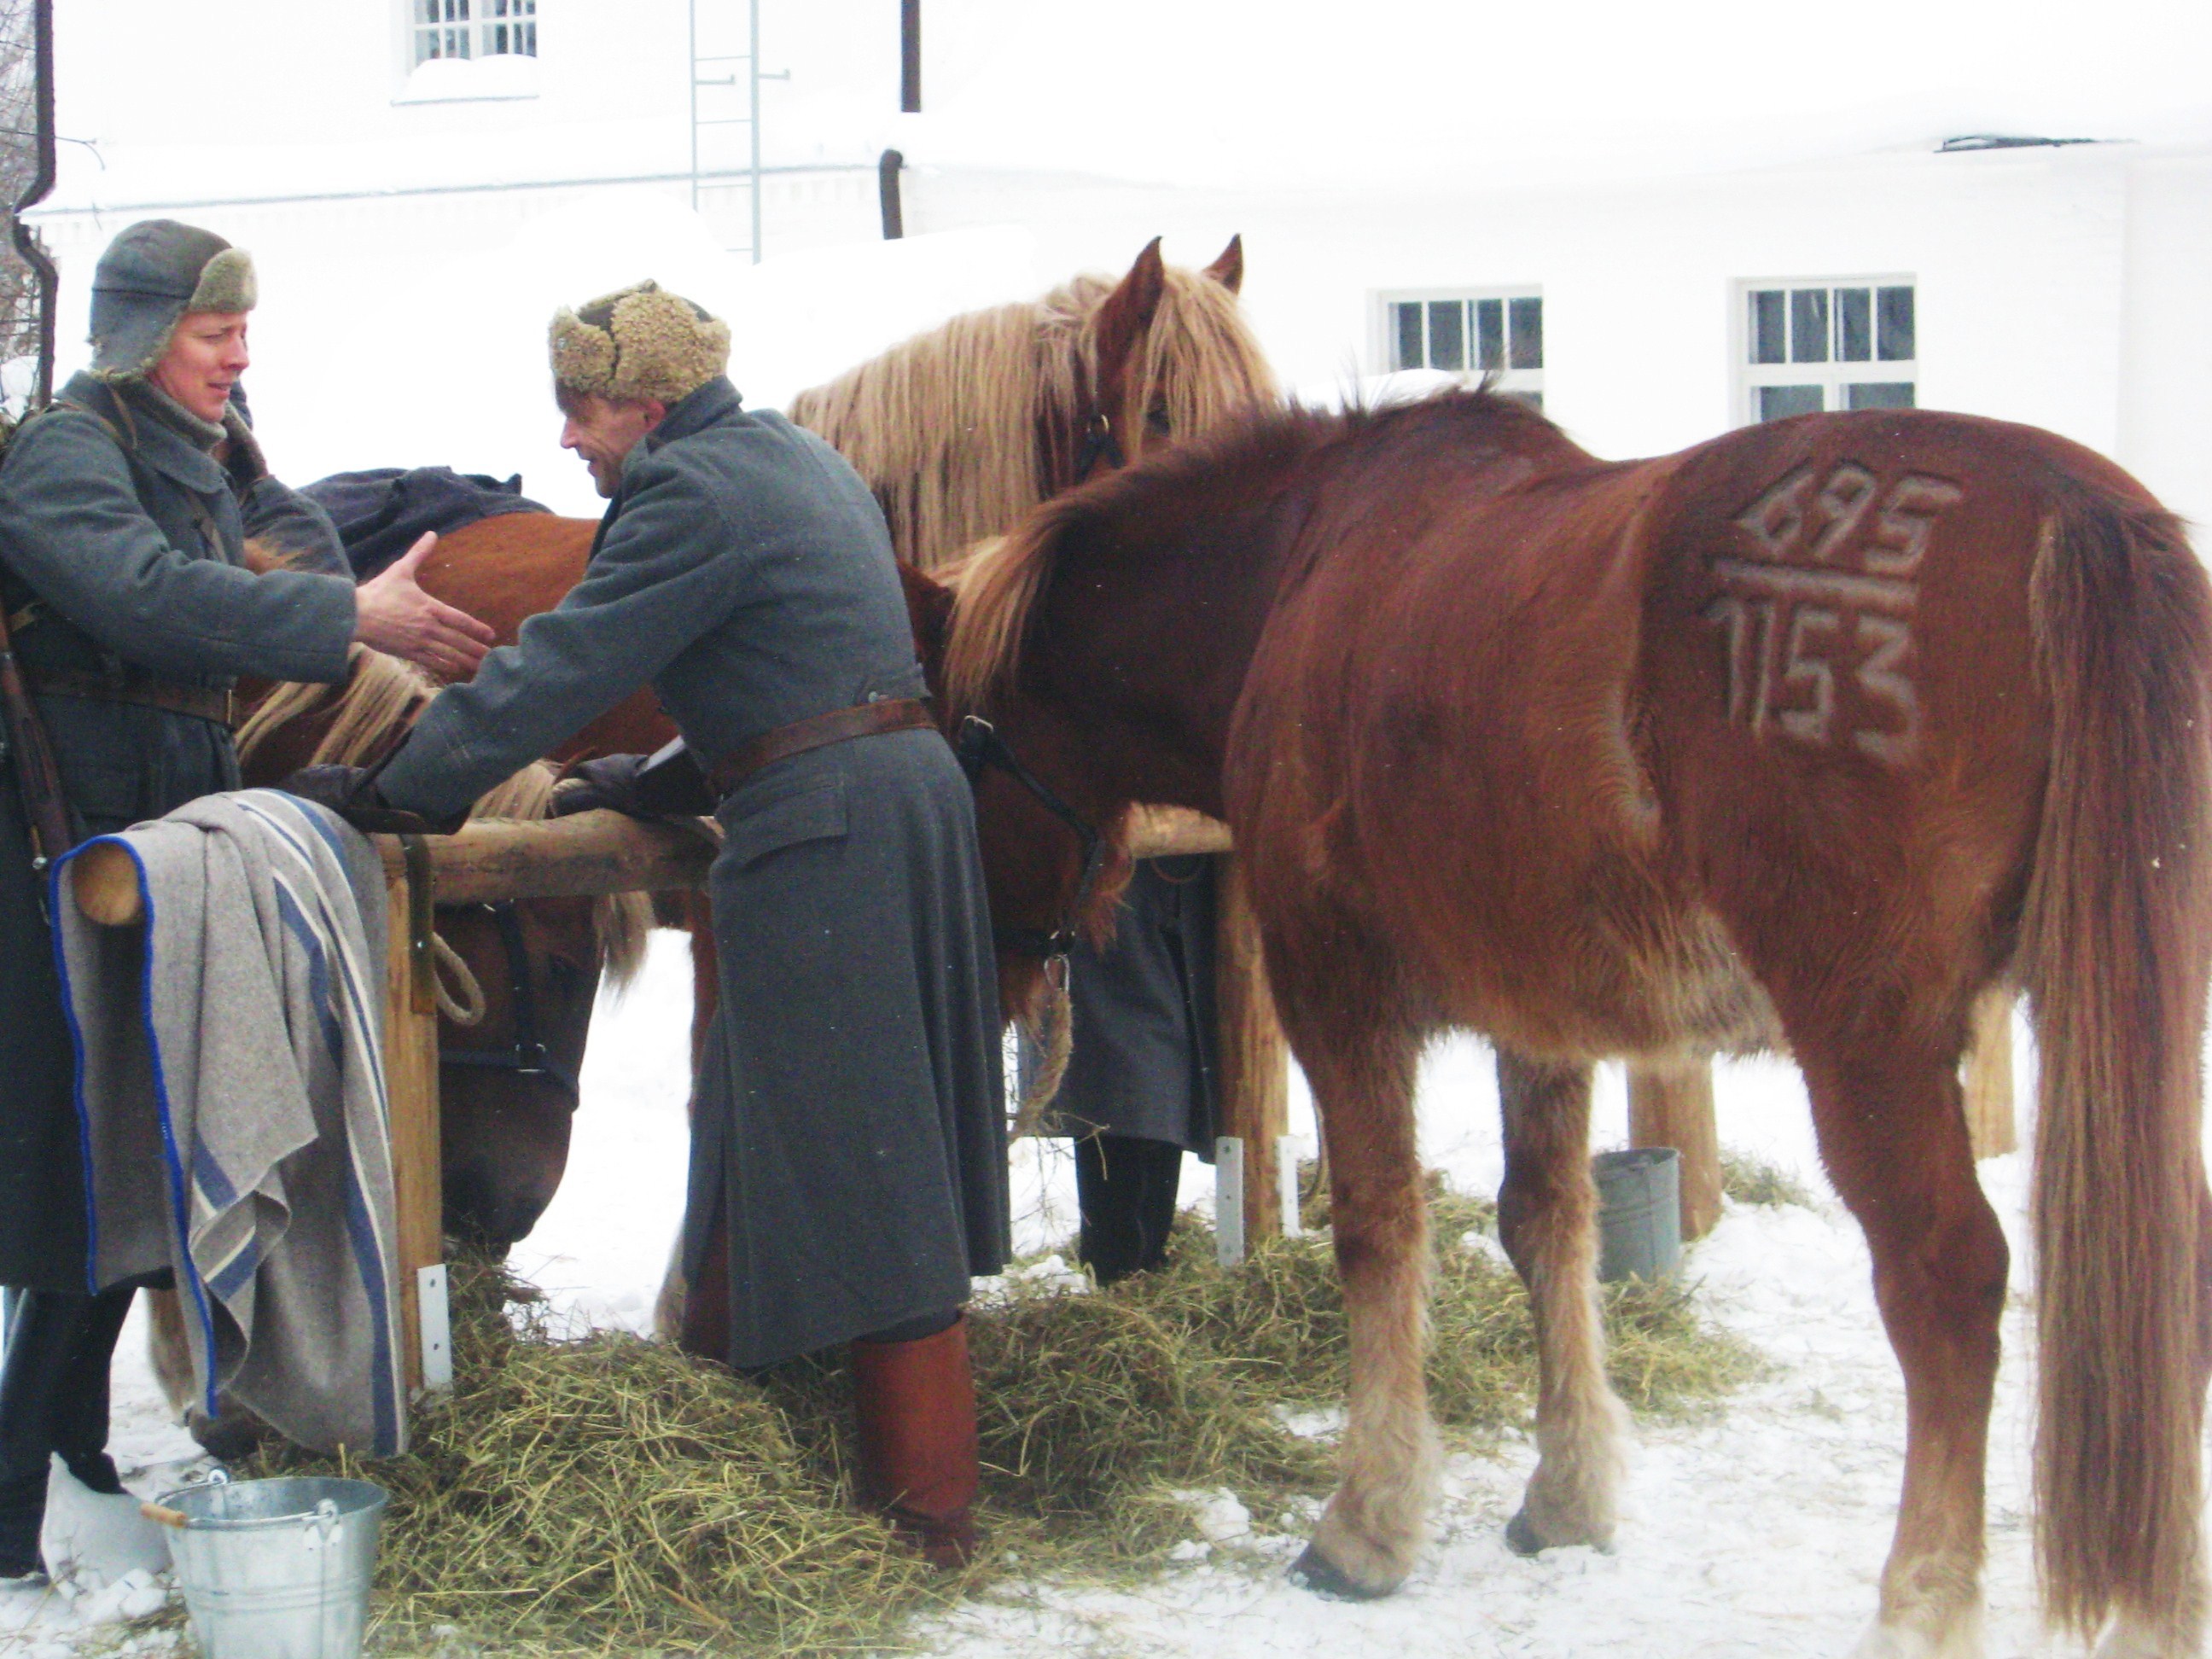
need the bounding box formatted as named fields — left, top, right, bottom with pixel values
left=423, top=514, right=678, bottom=760
left=1232, top=406, right=2163, bottom=1061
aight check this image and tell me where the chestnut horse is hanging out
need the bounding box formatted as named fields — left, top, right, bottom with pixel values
left=411, top=234, right=1271, bottom=1085
left=937, top=388, right=2212, bottom=1656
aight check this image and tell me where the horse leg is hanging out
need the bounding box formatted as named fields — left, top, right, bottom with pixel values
left=1797, top=1035, right=2006, bottom=1659
left=1493, top=1049, right=1627, bottom=1554
left=1282, top=995, right=1435, bottom=1598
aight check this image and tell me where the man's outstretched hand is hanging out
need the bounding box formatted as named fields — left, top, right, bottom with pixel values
left=352, top=533, right=497, bottom=681
left=281, top=763, right=467, bottom=835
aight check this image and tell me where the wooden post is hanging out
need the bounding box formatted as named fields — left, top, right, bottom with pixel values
left=1214, top=853, right=1289, bottom=1249
left=381, top=838, right=444, bottom=1397
left=1627, top=1058, right=1722, bottom=1242
left=1961, top=986, right=2017, bottom=1159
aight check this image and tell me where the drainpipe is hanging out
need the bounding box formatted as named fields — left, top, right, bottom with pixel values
left=12, top=0, right=55, bottom=410
left=899, top=0, right=919, bottom=113
left=878, top=148, right=904, bottom=240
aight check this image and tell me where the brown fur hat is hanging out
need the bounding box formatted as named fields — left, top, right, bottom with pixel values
left=548, top=280, right=731, bottom=405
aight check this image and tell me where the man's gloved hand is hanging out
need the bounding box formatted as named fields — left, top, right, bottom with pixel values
left=280, top=764, right=467, bottom=835
left=551, top=753, right=650, bottom=818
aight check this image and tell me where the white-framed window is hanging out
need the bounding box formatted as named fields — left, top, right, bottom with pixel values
left=1378, top=289, right=1545, bottom=407
left=1738, top=277, right=1916, bottom=425
left=411, top=0, right=537, bottom=64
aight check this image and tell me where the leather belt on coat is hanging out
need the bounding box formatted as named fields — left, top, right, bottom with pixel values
left=706, top=696, right=935, bottom=799
left=25, top=667, right=236, bottom=728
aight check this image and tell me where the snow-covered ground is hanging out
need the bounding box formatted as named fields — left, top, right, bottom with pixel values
left=0, top=933, right=2169, bottom=1656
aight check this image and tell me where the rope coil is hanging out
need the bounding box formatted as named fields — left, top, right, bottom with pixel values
left=1010, top=955, right=1074, bottom=1139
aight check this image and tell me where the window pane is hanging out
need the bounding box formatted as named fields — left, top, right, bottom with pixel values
left=1750, top=289, right=1785, bottom=364
left=1757, top=385, right=1825, bottom=422
left=1790, top=289, right=1829, bottom=363
left=1846, top=381, right=1916, bottom=410
left=1476, top=299, right=1505, bottom=371
left=1877, top=286, right=1916, bottom=360
left=1427, top=300, right=1465, bottom=372
left=1508, top=296, right=1543, bottom=370
left=1837, top=288, right=1871, bottom=362
left=1392, top=303, right=1423, bottom=371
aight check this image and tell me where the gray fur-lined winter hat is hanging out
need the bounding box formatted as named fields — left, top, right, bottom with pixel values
left=549, top=280, right=730, bottom=405
left=88, top=219, right=257, bottom=383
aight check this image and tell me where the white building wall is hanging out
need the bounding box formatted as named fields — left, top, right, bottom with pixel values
left=20, top=3, right=2211, bottom=528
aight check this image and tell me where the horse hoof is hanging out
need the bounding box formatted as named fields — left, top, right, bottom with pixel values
left=1504, top=1507, right=1546, bottom=1557
left=1289, top=1544, right=1392, bottom=1601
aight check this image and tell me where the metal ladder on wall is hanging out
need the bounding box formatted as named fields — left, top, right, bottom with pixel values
left=687, top=0, right=767, bottom=263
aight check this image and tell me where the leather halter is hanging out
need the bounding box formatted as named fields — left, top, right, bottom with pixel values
left=1070, top=409, right=1126, bottom=486
left=954, top=714, right=1109, bottom=962
left=438, top=900, right=582, bottom=1101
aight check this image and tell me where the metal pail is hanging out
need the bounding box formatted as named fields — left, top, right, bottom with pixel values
left=156, top=1472, right=387, bottom=1659
left=1593, top=1147, right=1682, bottom=1283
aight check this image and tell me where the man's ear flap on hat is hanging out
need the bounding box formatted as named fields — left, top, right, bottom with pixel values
left=186, top=247, right=257, bottom=314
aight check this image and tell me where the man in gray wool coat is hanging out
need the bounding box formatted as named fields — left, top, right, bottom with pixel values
left=0, top=218, right=494, bottom=1578
left=294, top=280, right=1010, bottom=1568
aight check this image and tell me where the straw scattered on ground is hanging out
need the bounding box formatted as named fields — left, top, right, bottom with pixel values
left=235, top=1185, right=1755, bottom=1657
left=1720, top=1149, right=1819, bottom=1210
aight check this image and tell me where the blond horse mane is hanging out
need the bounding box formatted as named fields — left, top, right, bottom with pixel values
left=236, top=647, right=652, bottom=987
left=789, top=261, right=1278, bottom=573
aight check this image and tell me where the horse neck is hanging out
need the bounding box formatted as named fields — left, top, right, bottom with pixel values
left=1017, top=478, right=1300, bottom=827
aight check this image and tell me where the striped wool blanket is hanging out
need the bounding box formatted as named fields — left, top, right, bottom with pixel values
left=52, top=789, right=405, bottom=1456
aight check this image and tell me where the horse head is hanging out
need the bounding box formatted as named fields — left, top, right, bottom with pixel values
left=236, top=647, right=643, bottom=1248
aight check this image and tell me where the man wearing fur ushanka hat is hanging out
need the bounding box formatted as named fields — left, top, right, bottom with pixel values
left=0, top=219, right=493, bottom=1579
left=288, top=279, right=1009, bottom=1568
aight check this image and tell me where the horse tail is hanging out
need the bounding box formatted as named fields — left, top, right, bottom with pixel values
left=2020, top=485, right=2212, bottom=1641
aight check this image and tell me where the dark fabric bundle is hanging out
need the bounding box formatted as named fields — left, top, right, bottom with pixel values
left=301, top=466, right=550, bottom=580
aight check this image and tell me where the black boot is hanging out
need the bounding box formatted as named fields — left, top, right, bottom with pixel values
left=1074, top=1134, right=1185, bottom=1286
left=0, top=1285, right=136, bottom=1575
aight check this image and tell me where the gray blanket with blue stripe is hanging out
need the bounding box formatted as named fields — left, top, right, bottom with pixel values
left=53, top=790, right=405, bottom=1456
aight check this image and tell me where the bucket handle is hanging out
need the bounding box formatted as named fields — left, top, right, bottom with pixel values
left=140, top=1464, right=231, bottom=1530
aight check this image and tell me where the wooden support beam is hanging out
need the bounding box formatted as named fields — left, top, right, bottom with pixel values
left=393, top=810, right=716, bottom=904
left=1214, top=854, right=1289, bottom=1249
left=1126, top=806, right=1232, bottom=859
left=1627, top=1059, right=1723, bottom=1242
left=383, top=844, right=444, bottom=1396
left=1962, top=986, right=2017, bottom=1160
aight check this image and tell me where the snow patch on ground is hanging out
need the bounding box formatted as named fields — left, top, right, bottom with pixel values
left=13, top=941, right=2185, bottom=1656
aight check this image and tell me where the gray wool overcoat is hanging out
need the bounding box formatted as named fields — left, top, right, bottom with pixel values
left=378, top=377, right=1010, bottom=1365
left=0, top=373, right=356, bottom=1292
left=1036, top=857, right=1221, bottom=1157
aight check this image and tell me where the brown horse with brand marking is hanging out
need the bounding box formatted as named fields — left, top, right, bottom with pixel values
left=936, top=388, right=2212, bottom=1656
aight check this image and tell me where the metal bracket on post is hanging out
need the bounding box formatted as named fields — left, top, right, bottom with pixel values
left=416, top=1264, right=452, bottom=1397
left=1214, top=1136, right=1245, bottom=1266
left=1277, top=1135, right=1315, bottom=1238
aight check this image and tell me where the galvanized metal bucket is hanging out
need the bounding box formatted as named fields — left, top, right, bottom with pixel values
left=1593, top=1147, right=1683, bottom=1283
left=155, top=1471, right=387, bottom=1659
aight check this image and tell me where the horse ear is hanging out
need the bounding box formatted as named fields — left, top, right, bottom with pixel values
left=1092, top=237, right=1167, bottom=385
left=899, top=560, right=958, bottom=691
left=1202, top=235, right=1243, bottom=295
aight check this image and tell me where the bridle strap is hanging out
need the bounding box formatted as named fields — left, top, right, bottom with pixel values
left=436, top=900, right=582, bottom=1102
left=955, top=714, right=1109, bottom=960
left=1071, top=410, right=1125, bottom=486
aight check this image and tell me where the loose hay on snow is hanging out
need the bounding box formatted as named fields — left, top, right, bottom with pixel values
left=242, top=1190, right=1753, bottom=1656
left=1720, top=1149, right=1819, bottom=1210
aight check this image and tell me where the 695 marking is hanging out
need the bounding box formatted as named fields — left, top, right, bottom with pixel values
left=1708, top=465, right=1962, bottom=766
